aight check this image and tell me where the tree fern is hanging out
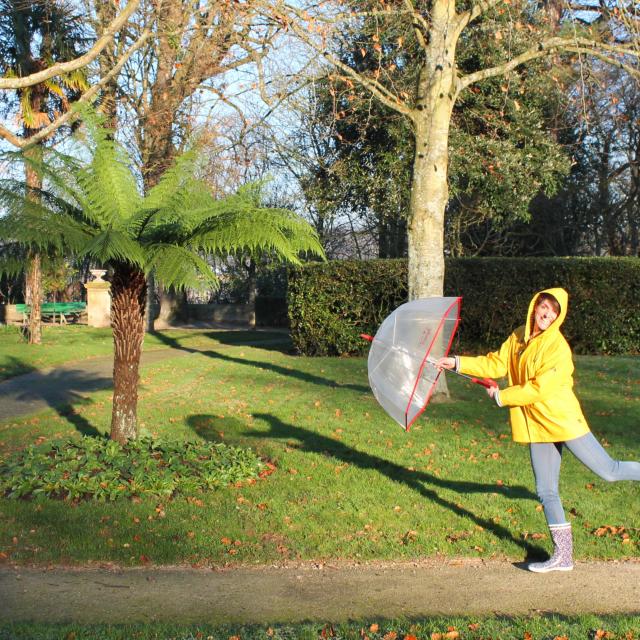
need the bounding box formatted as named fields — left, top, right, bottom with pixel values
left=0, top=116, right=324, bottom=443
left=146, top=244, right=218, bottom=292
left=76, top=141, right=141, bottom=226
left=81, top=230, right=146, bottom=267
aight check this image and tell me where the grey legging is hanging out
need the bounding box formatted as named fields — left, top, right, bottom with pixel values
left=530, top=432, right=640, bottom=526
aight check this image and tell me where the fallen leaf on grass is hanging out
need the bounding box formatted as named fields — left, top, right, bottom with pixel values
left=401, top=530, right=418, bottom=545
left=370, top=624, right=379, bottom=633
left=446, top=531, right=472, bottom=543
left=594, top=525, right=623, bottom=537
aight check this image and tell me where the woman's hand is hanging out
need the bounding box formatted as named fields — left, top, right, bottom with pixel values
left=486, top=384, right=499, bottom=399
left=435, top=357, right=456, bottom=370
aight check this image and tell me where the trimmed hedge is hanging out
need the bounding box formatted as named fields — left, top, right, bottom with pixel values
left=288, top=257, right=640, bottom=356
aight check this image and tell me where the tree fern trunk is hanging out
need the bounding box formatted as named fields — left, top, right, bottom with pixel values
left=110, top=264, right=147, bottom=444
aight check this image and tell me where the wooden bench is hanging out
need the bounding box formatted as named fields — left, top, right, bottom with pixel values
left=16, top=302, right=87, bottom=325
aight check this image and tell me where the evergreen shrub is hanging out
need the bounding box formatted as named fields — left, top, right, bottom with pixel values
left=289, top=257, right=640, bottom=356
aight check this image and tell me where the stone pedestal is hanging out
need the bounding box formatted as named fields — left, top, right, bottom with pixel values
left=84, top=270, right=111, bottom=328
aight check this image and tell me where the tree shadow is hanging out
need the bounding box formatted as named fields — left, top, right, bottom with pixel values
left=150, top=330, right=369, bottom=394
left=185, top=414, right=246, bottom=443
left=150, top=328, right=292, bottom=353
left=0, top=355, right=108, bottom=437
left=189, top=409, right=545, bottom=560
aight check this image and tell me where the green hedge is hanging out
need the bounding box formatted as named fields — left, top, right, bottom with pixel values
left=288, top=257, right=640, bottom=356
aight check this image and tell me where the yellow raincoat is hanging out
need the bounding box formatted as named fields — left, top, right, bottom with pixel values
left=458, top=287, right=590, bottom=443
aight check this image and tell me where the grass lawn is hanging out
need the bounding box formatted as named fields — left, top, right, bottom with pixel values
left=0, top=324, right=284, bottom=382
left=0, top=325, right=638, bottom=567
left=2, top=614, right=640, bottom=640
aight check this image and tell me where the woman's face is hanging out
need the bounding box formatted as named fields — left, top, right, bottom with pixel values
left=534, top=299, right=559, bottom=333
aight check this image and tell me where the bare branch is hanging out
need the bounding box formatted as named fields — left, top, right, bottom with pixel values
left=458, top=35, right=640, bottom=92
left=402, top=0, right=428, bottom=50
left=271, top=3, right=414, bottom=120
left=459, top=0, right=503, bottom=33
left=0, top=26, right=152, bottom=149
left=0, top=0, right=142, bottom=90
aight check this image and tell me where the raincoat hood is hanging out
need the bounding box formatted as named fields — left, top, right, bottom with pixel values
left=458, top=285, right=589, bottom=443
left=524, top=287, right=568, bottom=342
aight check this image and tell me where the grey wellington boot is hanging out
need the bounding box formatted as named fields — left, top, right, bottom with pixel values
left=528, top=523, right=574, bottom=573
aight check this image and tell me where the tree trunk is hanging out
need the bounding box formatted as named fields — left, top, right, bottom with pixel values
left=25, top=253, right=42, bottom=344
left=24, top=149, right=43, bottom=344
left=406, top=2, right=460, bottom=398
left=407, top=3, right=458, bottom=300
left=109, top=264, right=147, bottom=443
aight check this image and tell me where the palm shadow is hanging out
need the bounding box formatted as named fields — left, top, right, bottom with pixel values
left=196, top=410, right=545, bottom=560
left=150, top=330, right=369, bottom=394
left=0, top=355, right=108, bottom=437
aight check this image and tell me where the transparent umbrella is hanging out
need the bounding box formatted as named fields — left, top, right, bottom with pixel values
left=361, top=297, right=462, bottom=431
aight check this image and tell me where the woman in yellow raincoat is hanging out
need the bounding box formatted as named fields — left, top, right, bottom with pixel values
left=438, top=288, right=640, bottom=573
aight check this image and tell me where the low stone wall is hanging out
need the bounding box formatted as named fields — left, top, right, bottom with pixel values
left=1, top=302, right=256, bottom=328
left=0, top=305, right=23, bottom=325
left=151, top=303, right=255, bottom=329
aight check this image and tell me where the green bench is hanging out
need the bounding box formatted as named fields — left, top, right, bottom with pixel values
left=16, top=302, right=87, bottom=324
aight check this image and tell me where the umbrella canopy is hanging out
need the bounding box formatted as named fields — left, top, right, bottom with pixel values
left=366, top=297, right=461, bottom=431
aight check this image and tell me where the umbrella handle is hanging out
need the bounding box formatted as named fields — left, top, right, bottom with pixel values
left=471, top=377, right=498, bottom=389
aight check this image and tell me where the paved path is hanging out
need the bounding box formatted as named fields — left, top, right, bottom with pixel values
left=1, top=559, right=640, bottom=624
left=0, top=349, right=192, bottom=422
left=0, top=332, right=289, bottom=422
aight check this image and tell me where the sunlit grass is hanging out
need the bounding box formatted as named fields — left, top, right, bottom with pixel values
left=0, top=328, right=638, bottom=566
left=2, top=614, right=640, bottom=640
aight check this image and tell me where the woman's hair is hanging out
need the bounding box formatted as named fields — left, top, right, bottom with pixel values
left=536, top=292, right=561, bottom=315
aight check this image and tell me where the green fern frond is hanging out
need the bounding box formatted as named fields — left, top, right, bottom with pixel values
left=0, top=203, right=87, bottom=253
left=80, top=230, right=145, bottom=268
left=146, top=245, right=218, bottom=292
left=0, top=244, right=30, bottom=278
left=142, top=149, right=200, bottom=210
left=191, top=206, right=324, bottom=265
left=75, top=139, right=141, bottom=227
left=139, top=151, right=213, bottom=235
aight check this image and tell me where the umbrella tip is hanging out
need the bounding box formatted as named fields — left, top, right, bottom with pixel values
left=360, top=333, right=374, bottom=342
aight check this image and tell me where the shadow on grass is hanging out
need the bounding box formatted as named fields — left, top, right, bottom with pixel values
left=189, top=410, right=545, bottom=560
left=0, top=355, right=107, bottom=437
left=151, top=329, right=292, bottom=352
left=150, top=330, right=369, bottom=394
